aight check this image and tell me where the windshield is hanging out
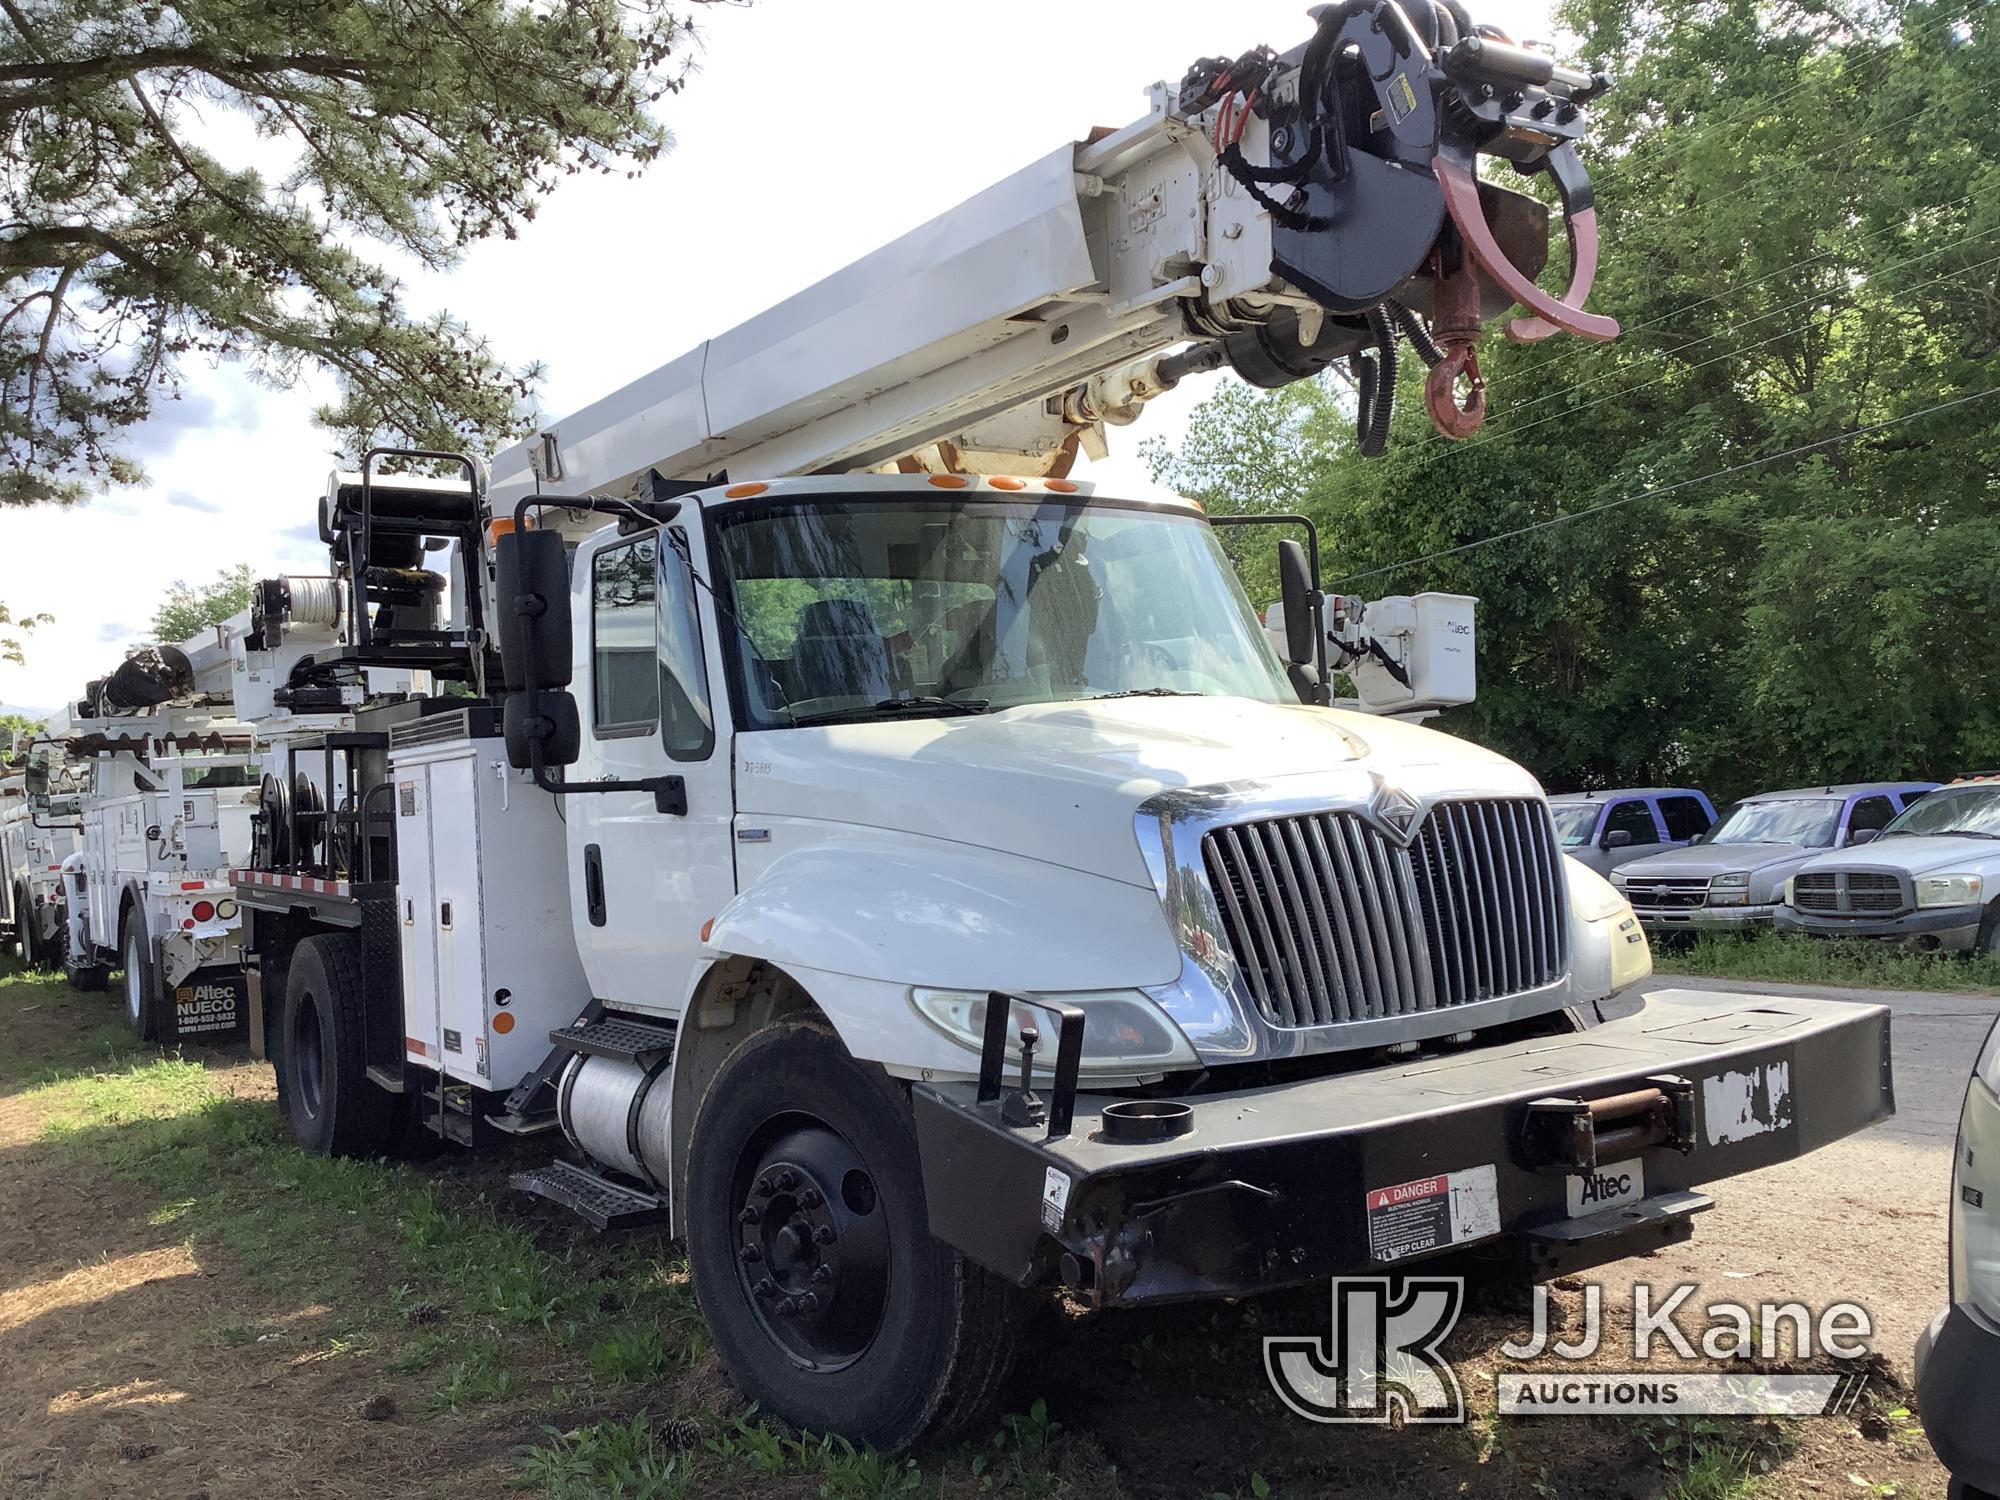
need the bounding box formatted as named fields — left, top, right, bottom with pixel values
left=708, top=498, right=1296, bottom=728
left=1882, top=784, right=2000, bottom=839
left=1700, top=798, right=1841, bottom=847
left=1549, top=803, right=1599, bottom=846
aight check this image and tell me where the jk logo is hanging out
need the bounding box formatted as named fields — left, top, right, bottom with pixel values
left=1263, top=1278, right=1466, bottom=1424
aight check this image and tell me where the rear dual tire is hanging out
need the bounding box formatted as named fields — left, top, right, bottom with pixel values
left=275, top=935, right=398, bottom=1158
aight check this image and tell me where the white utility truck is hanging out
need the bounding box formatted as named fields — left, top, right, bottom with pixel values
left=1, top=765, right=81, bottom=966
left=44, top=585, right=389, bottom=1038
left=230, top=5, right=1892, bottom=1450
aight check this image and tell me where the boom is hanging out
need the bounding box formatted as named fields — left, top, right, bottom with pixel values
left=490, top=1, right=1616, bottom=512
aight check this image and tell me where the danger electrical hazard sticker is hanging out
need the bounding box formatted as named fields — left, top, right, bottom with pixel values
left=1365, top=1163, right=1502, bottom=1263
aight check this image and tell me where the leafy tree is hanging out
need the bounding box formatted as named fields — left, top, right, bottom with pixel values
left=149, top=563, right=253, bottom=643
left=1154, top=0, right=2000, bottom=803
left=0, top=602, right=50, bottom=666
left=1, top=0, right=725, bottom=505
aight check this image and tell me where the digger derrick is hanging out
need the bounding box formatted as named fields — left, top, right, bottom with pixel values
left=490, top=1, right=1617, bottom=512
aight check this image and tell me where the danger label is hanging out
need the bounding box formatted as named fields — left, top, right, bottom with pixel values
left=1040, top=1167, right=1072, bottom=1233
left=1366, top=1163, right=1501, bottom=1263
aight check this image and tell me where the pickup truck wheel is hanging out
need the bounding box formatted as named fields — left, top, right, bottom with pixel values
left=276, top=936, right=392, bottom=1158
left=686, top=1018, right=1026, bottom=1451
left=122, top=912, right=161, bottom=1041
left=1977, top=903, right=2000, bottom=957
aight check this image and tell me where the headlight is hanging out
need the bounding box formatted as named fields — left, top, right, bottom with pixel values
left=1917, top=873, right=1983, bottom=908
left=1567, top=860, right=1630, bottom=923
left=1710, top=872, right=1749, bottom=890
left=1782, top=876, right=1796, bottom=907
left=1609, top=870, right=1628, bottom=890
left=909, top=988, right=1199, bottom=1077
left=1952, top=1019, right=2000, bottom=1320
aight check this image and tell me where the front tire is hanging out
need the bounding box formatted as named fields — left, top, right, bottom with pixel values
left=122, top=910, right=161, bottom=1041
left=685, top=1017, right=1026, bottom=1451
left=16, top=889, right=39, bottom=970
left=275, top=935, right=393, bottom=1158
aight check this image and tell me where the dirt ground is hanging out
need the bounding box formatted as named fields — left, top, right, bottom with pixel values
left=0, top=971, right=1983, bottom=1500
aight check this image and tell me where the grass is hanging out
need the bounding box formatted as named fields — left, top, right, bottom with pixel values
left=1651, top=928, right=2000, bottom=992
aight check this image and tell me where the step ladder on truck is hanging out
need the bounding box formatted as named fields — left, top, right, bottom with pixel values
left=229, top=3, right=1894, bottom=1450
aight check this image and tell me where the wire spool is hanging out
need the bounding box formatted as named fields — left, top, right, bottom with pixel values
left=558, top=1053, right=674, bottom=1185
left=282, top=576, right=343, bottom=628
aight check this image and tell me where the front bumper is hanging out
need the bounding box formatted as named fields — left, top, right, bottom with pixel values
left=1633, top=902, right=1779, bottom=933
left=1775, top=904, right=1983, bottom=949
left=1917, top=1303, right=2000, bottom=1494
left=913, top=988, right=1892, bottom=1307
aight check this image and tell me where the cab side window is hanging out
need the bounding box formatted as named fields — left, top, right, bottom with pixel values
left=1605, top=799, right=1659, bottom=844
left=1847, top=795, right=1895, bottom=835
left=592, top=537, right=660, bottom=734
left=1658, top=795, right=1711, bottom=842
left=657, top=529, right=716, bottom=761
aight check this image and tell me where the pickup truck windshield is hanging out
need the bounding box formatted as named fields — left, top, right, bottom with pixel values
left=1701, top=798, right=1841, bottom=847
left=709, top=497, right=1296, bottom=729
left=1881, top=784, right=2000, bottom=839
left=1549, top=804, right=1599, bottom=846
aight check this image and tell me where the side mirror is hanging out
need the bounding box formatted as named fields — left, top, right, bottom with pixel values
left=24, top=761, right=46, bottom=798
left=494, top=528, right=573, bottom=692
left=1277, top=539, right=1317, bottom=667
left=1603, top=828, right=1634, bottom=850
left=1847, top=827, right=1880, bottom=846
left=504, top=690, right=581, bottom=770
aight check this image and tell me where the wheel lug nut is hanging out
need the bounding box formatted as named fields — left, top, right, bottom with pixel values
left=739, top=1245, right=762, bottom=1264
left=776, top=1169, right=799, bottom=1192
left=813, top=1224, right=836, bottom=1246
left=811, top=1265, right=834, bottom=1284
left=799, top=1187, right=823, bottom=1209
left=754, top=1278, right=777, bottom=1299
left=738, top=1205, right=762, bottom=1225
left=755, top=1175, right=775, bottom=1197
left=779, top=1295, right=800, bottom=1317
left=798, top=1292, right=821, bottom=1314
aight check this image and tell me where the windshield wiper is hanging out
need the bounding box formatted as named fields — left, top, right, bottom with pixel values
left=1085, top=688, right=1199, bottom=700
left=789, top=696, right=990, bottom=728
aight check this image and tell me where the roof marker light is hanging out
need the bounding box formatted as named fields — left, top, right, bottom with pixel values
left=724, top=482, right=769, bottom=499
left=989, top=476, right=1026, bottom=490
left=928, top=475, right=970, bottom=489
left=1045, top=478, right=1080, bottom=494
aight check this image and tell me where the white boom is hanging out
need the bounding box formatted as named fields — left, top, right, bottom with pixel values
left=489, top=7, right=1615, bottom=513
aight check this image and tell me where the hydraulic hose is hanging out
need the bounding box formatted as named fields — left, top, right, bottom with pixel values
left=1353, top=304, right=1399, bottom=458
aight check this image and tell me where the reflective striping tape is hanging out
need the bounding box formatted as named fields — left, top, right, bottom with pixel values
left=405, top=1036, right=431, bottom=1058
left=230, top=868, right=353, bottom=897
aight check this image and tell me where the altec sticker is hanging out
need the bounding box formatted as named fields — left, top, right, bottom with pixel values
left=1366, top=1164, right=1501, bottom=1263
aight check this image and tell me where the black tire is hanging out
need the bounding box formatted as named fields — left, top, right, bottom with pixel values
left=1977, top=902, right=2000, bottom=957
left=685, top=1017, right=1027, bottom=1451
left=16, top=888, right=38, bottom=970
left=68, top=956, right=108, bottom=993
left=275, top=935, right=394, bottom=1157
left=121, top=907, right=162, bottom=1041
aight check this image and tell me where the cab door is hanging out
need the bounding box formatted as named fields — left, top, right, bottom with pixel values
left=566, top=517, right=735, bottom=1015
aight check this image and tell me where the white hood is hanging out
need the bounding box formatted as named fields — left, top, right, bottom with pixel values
left=735, top=696, right=1538, bottom=886
left=1799, top=834, right=2000, bottom=878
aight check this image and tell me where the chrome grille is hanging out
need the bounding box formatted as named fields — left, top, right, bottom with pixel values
left=1202, top=798, right=1567, bottom=1029
left=1624, top=876, right=1711, bottom=912
left=1793, top=871, right=1910, bottom=916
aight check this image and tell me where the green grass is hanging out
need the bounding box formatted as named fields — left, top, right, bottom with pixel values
left=1652, top=928, right=2000, bottom=992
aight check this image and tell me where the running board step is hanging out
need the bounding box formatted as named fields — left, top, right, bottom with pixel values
left=486, top=1109, right=560, bottom=1138
left=548, top=1016, right=677, bottom=1065
left=512, top=1159, right=668, bottom=1232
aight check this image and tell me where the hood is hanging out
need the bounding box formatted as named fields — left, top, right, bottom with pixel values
left=1796, top=834, right=2000, bottom=878
left=735, top=696, right=1538, bottom=886
left=1617, top=843, right=1819, bottom=881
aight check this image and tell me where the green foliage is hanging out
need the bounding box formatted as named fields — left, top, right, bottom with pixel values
left=148, top=562, right=253, bottom=643
left=1152, top=0, right=2000, bottom=801
left=0, top=603, right=52, bottom=668
left=1, top=0, right=725, bottom=505
left=1656, top=929, right=2000, bottom=992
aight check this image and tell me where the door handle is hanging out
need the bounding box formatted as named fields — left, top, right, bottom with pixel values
left=584, top=843, right=606, bottom=927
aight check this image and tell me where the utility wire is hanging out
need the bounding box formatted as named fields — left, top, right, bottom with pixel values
left=1328, top=384, right=2000, bottom=589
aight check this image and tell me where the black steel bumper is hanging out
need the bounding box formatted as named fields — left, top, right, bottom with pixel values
left=912, top=989, right=1893, bottom=1307
left=1917, top=1303, right=2000, bottom=1494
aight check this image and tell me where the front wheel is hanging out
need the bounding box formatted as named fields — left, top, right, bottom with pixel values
left=685, top=1017, right=1026, bottom=1451
left=16, top=889, right=38, bottom=970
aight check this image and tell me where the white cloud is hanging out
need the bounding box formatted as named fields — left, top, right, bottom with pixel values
left=0, top=0, right=1555, bottom=705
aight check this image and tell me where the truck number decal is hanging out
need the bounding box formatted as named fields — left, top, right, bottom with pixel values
left=1365, top=1163, right=1500, bottom=1263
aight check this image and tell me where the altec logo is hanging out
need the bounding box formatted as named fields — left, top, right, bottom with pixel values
left=1263, top=1278, right=1466, bottom=1424
left=1575, top=1167, right=1634, bottom=1208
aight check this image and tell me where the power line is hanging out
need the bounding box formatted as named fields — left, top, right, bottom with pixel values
left=1328, top=384, right=2000, bottom=589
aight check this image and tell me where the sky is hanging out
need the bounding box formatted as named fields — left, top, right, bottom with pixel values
left=0, top=0, right=1557, bottom=712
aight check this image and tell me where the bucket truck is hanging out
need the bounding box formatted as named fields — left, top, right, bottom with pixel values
left=229, top=5, right=1891, bottom=1450
left=45, top=578, right=407, bottom=1039
left=1, top=758, right=82, bottom=968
